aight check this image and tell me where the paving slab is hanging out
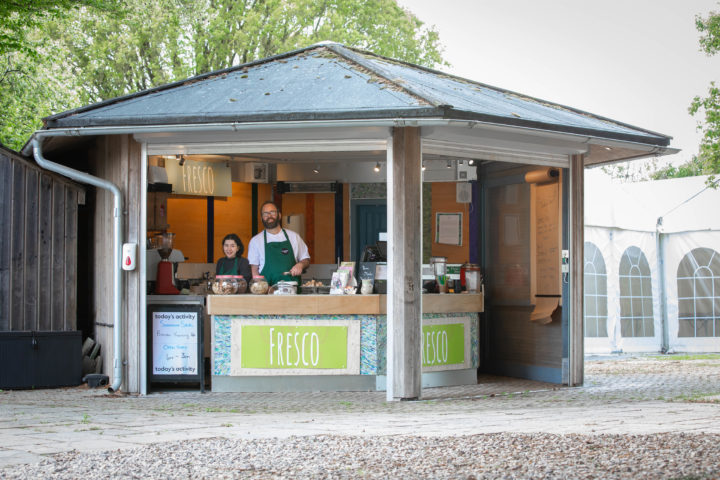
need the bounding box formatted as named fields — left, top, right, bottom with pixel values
left=0, top=354, right=719, bottom=471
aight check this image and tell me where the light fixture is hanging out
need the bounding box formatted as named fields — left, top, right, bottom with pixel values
left=446, top=159, right=452, bottom=169
left=421, top=162, right=426, bottom=171
left=604, top=146, right=613, bottom=151
left=177, top=154, right=186, bottom=166
left=374, top=161, right=381, bottom=172
left=458, top=159, right=464, bottom=165
left=468, top=159, right=475, bottom=166
left=312, top=165, right=320, bottom=174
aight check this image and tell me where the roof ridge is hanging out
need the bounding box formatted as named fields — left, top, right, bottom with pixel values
left=325, top=44, right=449, bottom=109
left=327, top=44, right=670, bottom=141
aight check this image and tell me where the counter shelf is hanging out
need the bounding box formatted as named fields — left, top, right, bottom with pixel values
left=208, top=293, right=483, bottom=393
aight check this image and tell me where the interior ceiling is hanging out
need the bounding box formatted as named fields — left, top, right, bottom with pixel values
left=163, top=150, right=481, bottom=165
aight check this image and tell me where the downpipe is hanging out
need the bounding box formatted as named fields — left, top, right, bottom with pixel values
left=32, top=137, right=125, bottom=393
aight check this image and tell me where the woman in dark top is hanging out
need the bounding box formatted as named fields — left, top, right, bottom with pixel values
left=216, top=233, right=252, bottom=284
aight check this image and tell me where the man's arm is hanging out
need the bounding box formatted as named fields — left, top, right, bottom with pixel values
left=289, top=258, right=310, bottom=277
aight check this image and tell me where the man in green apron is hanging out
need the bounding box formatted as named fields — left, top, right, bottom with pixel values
left=248, top=201, right=310, bottom=286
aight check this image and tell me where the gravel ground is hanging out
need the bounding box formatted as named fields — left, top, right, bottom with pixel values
left=2, top=355, right=719, bottom=479
left=4, top=433, right=720, bottom=479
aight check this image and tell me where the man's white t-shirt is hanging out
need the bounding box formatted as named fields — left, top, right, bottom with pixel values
left=247, top=228, right=310, bottom=272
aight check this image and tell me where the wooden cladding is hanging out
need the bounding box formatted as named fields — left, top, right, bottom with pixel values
left=0, top=148, right=84, bottom=332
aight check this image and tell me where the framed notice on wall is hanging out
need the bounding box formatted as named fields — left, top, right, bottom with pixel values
left=147, top=304, right=205, bottom=391
left=436, top=212, right=463, bottom=246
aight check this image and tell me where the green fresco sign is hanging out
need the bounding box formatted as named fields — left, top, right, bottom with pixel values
left=241, top=325, right=348, bottom=369
left=422, top=323, right=465, bottom=366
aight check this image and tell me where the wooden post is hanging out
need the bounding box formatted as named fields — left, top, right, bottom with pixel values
left=569, top=154, right=584, bottom=386
left=386, top=126, right=422, bottom=401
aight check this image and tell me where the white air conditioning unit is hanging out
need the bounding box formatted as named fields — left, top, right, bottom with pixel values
left=246, top=162, right=269, bottom=183
left=456, top=182, right=472, bottom=203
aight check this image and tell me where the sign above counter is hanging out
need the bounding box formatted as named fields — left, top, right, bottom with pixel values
left=164, top=157, right=232, bottom=197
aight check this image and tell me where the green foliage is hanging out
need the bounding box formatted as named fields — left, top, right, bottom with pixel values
left=649, top=155, right=710, bottom=180
left=0, top=0, right=115, bottom=58
left=0, top=0, right=445, bottom=151
left=690, top=8, right=720, bottom=186
left=53, top=0, right=444, bottom=104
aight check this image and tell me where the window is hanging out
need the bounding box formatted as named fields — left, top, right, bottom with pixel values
left=584, top=242, right=608, bottom=337
left=677, top=248, right=720, bottom=337
left=619, top=246, right=654, bottom=337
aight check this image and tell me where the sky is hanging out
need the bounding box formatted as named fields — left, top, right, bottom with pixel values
left=397, top=0, right=720, bottom=170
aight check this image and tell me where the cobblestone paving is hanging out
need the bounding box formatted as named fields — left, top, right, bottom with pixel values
left=0, top=354, right=719, bottom=477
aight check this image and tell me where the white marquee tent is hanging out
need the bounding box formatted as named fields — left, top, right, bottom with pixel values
left=584, top=170, right=720, bottom=354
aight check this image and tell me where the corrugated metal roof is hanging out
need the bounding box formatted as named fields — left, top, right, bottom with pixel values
left=44, top=43, right=670, bottom=146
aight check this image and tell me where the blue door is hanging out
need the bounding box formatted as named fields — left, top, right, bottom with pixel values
left=352, top=203, right=387, bottom=262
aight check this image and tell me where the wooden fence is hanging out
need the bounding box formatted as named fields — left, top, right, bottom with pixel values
left=0, top=145, right=84, bottom=332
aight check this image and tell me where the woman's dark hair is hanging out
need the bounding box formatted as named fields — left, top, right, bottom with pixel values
left=222, top=233, right=244, bottom=256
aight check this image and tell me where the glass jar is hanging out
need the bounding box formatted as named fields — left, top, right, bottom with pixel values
left=232, top=275, right=247, bottom=294
left=249, top=275, right=269, bottom=295
left=212, top=275, right=238, bottom=295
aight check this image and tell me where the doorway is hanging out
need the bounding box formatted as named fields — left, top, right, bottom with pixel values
left=351, top=201, right=387, bottom=262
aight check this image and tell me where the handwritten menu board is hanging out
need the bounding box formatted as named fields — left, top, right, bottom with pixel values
left=152, top=311, right=198, bottom=375
left=358, top=262, right=377, bottom=281
left=147, top=304, right=204, bottom=390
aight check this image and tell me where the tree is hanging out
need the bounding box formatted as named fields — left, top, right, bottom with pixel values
left=0, top=0, right=445, bottom=150
left=0, top=0, right=114, bottom=58
left=689, top=7, right=720, bottom=185
left=603, top=7, right=720, bottom=185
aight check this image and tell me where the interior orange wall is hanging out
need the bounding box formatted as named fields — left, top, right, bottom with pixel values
left=166, top=195, right=207, bottom=262
left=314, top=193, right=335, bottom=264
left=431, top=182, right=470, bottom=264
left=213, top=182, right=253, bottom=261
left=279, top=192, right=336, bottom=264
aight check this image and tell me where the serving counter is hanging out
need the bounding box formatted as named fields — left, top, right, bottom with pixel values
left=207, top=293, right=483, bottom=392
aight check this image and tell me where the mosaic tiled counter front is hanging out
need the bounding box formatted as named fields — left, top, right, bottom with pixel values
left=206, top=294, right=483, bottom=392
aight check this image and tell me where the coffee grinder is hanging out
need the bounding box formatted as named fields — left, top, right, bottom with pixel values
left=154, top=232, right=179, bottom=294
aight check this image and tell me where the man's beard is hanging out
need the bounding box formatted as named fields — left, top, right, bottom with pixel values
left=262, top=217, right=279, bottom=229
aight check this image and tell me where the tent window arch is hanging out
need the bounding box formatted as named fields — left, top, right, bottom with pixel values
left=619, top=246, right=654, bottom=337
left=677, top=247, right=720, bottom=337
left=584, top=241, right=608, bottom=337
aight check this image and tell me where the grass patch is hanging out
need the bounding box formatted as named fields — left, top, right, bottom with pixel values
left=648, top=354, right=720, bottom=361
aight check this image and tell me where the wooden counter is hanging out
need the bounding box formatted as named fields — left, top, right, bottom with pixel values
left=207, top=293, right=483, bottom=316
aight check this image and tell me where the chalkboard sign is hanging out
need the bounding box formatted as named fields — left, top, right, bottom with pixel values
left=147, top=304, right=205, bottom=392
left=358, top=262, right=377, bottom=281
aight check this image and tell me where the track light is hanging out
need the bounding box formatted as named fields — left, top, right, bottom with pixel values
left=374, top=161, right=381, bottom=172
left=446, top=159, right=452, bottom=169
left=468, top=159, right=475, bottom=166
left=313, top=165, right=319, bottom=174
left=178, top=154, right=186, bottom=166
left=421, top=162, right=426, bottom=171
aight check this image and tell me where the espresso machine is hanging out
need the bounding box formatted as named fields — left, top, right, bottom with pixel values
left=153, top=233, right=179, bottom=294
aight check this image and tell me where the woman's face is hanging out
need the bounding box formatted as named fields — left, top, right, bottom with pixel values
left=223, top=239, right=239, bottom=259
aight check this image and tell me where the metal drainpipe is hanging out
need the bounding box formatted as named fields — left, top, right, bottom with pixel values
left=32, top=137, right=125, bottom=393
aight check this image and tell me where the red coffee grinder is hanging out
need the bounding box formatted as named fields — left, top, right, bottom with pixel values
left=154, top=232, right=179, bottom=294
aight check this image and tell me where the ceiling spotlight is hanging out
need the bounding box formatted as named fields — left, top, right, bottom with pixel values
left=446, top=159, right=452, bottom=169
left=468, top=159, right=475, bottom=166
left=178, top=154, right=186, bottom=166
left=374, top=161, right=381, bottom=172
left=458, top=159, right=464, bottom=165
left=421, top=162, right=426, bottom=171
left=604, top=146, right=613, bottom=151
left=312, top=165, right=320, bottom=174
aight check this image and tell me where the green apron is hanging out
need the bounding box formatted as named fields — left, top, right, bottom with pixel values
left=218, top=257, right=239, bottom=275
left=260, top=229, right=299, bottom=285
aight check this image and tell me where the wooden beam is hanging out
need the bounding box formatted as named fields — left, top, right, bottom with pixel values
left=387, top=126, right=422, bottom=401
left=569, top=154, right=584, bottom=386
